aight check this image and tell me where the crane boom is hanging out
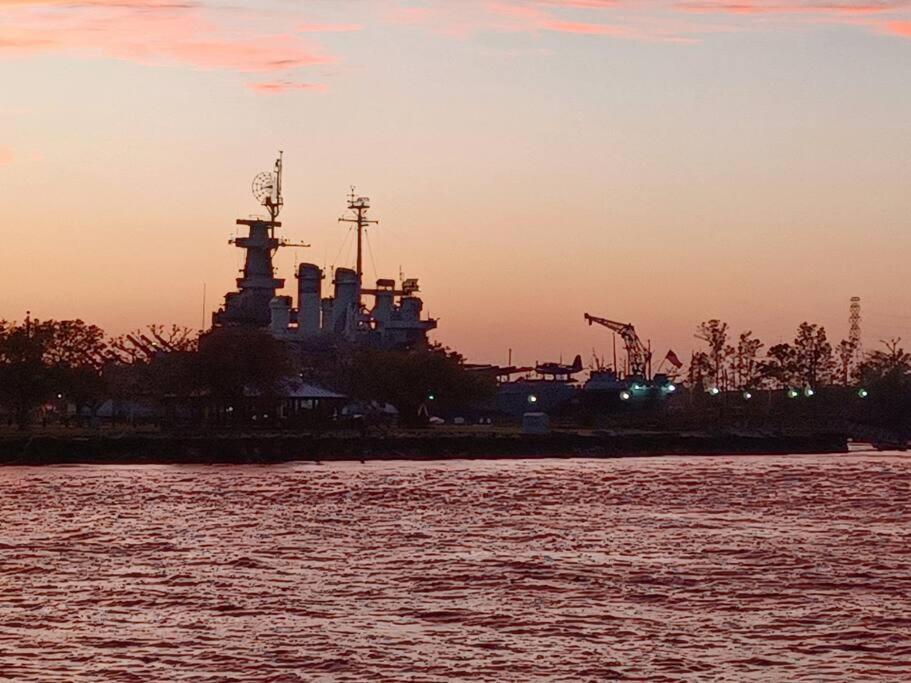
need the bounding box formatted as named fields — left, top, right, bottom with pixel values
left=584, top=313, right=652, bottom=377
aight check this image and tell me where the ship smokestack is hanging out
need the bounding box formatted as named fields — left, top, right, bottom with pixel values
left=269, top=296, right=291, bottom=335
left=331, top=268, right=358, bottom=334
left=297, top=263, right=323, bottom=337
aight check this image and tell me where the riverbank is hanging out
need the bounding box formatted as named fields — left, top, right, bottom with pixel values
left=0, top=429, right=848, bottom=465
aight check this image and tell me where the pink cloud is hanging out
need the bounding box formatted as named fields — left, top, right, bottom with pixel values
left=0, top=147, right=12, bottom=165
left=297, top=23, right=364, bottom=33
left=674, top=1, right=911, bottom=38
left=395, top=1, right=708, bottom=41
left=246, top=80, right=328, bottom=94
left=2, top=0, right=909, bottom=84
left=385, top=0, right=911, bottom=42
left=676, top=1, right=910, bottom=15
left=0, top=1, right=333, bottom=77
left=0, top=0, right=187, bottom=5
left=541, top=19, right=634, bottom=34
left=880, top=18, right=911, bottom=32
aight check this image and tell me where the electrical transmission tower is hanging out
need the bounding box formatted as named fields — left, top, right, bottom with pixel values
left=849, top=297, right=862, bottom=362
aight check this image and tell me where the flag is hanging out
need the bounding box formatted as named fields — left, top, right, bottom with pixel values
left=665, top=349, right=683, bottom=369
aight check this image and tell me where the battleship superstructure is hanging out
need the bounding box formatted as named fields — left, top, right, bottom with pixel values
left=213, top=154, right=437, bottom=350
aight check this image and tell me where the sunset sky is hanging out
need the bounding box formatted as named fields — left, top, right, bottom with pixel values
left=1, top=0, right=910, bottom=365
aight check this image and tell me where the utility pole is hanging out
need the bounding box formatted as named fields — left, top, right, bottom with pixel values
left=201, top=283, right=207, bottom=331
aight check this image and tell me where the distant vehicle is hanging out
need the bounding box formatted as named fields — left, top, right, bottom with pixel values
left=535, top=355, right=583, bottom=381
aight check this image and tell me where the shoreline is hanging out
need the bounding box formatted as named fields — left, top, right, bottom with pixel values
left=0, top=430, right=848, bottom=465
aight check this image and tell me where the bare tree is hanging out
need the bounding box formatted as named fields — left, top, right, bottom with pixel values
left=729, top=331, right=764, bottom=390
left=858, top=338, right=911, bottom=383
left=837, top=339, right=857, bottom=385
left=110, top=324, right=199, bottom=363
left=695, top=320, right=732, bottom=389
left=687, top=351, right=713, bottom=391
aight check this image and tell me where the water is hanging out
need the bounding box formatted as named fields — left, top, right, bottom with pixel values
left=1, top=454, right=909, bottom=681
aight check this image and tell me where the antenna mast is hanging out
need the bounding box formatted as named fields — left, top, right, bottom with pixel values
left=269, top=150, right=283, bottom=222
left=251, top=150, right=284, bottom=225
left=338, top=186, right=378, bottom=303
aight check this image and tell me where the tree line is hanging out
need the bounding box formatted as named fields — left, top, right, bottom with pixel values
left=0, top=317, right=201, bottom=427
left=687, top=318, right=911, bottom=392
left=0, top=317, right=493, bottom=429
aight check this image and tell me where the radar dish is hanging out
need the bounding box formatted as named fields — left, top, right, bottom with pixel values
left=252, top=172, right=275, bottom=206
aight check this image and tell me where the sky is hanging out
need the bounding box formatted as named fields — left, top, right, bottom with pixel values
left=1, top=0, right=910, bottom=366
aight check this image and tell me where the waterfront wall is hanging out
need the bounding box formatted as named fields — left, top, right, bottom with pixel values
left=0, top=431, right=848, bottom=465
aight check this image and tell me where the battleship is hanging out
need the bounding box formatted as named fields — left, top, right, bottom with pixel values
left=212, top=152, right=437, bottom=350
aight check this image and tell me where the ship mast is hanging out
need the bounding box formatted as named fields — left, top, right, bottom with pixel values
left=213, top=151, right=308, bottom=328
left=338, top=187, right=378, bottom=304
left=267, top=151, right=283, bottom=224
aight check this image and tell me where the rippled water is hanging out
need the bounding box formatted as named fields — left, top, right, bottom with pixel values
left=1, top=454, right=910, bottom=681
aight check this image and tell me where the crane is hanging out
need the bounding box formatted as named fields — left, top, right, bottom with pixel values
left=584, top=313, right=652, bottom=378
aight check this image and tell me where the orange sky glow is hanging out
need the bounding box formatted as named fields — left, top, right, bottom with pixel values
left=1, top=0, right=910, bottom=365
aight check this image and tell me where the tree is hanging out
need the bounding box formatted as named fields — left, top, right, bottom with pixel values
left=761, top=342, right=796, bottom=388
left=147, top=324, right=199, bottom=353
left=48, top=320, right=111, bottom=419
left=0, top=319, right=56, bottom=427
left=730, top=331, right=764, bottom=390
left=792, top=322, right=835, bottom=387
left=837, top=339, right=857, bottom=386
left=192, top=328, right=294, bottom=401
left=855, top=339, right=911, bottom=435
left=858, top=338, right=911, bottom=386
left=759, top=323, right=836, bottom=389
left=110, top=324, right=198, bottom=363
left=694, top=320, right=732, bottom=389
left=687, top=351, right=713, bottom=391
left=43, top=319, right=110, bottom=368
left=342, top=346, right=495, bottom=427
left=0, top=318, right=110, bottom=427
left=104, top=360, right=150, bottom=425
